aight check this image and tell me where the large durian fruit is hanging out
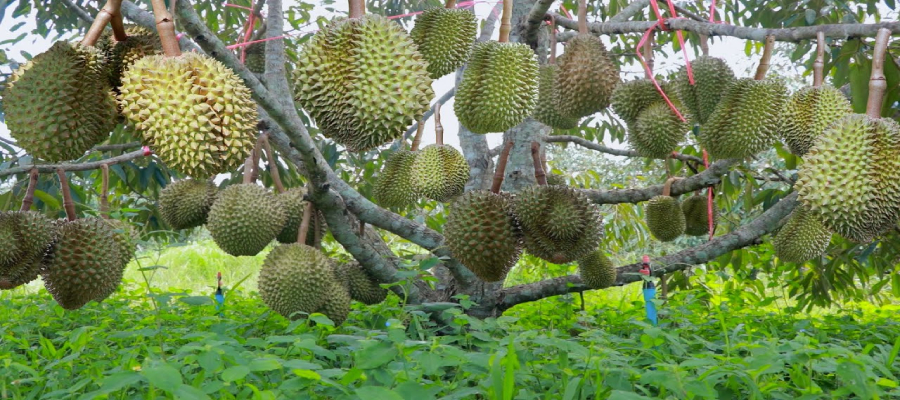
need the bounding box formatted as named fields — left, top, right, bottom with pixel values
left=158, top=179, right=218, bottom=230
left=444, top=190, right=523, bottom=282
left=276, top=187, right=326, bottom=246
left=681, top=194, right=716, bottom=236
left=611, top=78, right=662, bottom=125
left=578, top=250, right=616, bottom=289
left=207, top=184, right=287, bottom=256
left=533, top=64, right=579, bottom=129
left=410, top=144, right=469, bottom=202
left=374, top=149, right=419, bottom=208
left=781, top=85, right=852, bottom=156
left=292, top=15, right=433, bottom=151
left=98, top=25, right=163, bottom=91
left=672, top=56, right=735, bottom=125
left=700, top=78, right=787, bottom=160
left=773, top=204, right=832, bottom=263
left=454, top=41, right=539, bottom=134
left=629, top=100, right=690, bottom=158
left=515, top=185, right=603, bottom=264
left=4, top=41, right=117, bottom=162
left=118, top=52, right=258, bottom=178
left=555, top=33, right=620, bottom=119
left=0, top=211, right=57, bottom=290
left=409, top=7, right=477, bottom=79
left=646, top=194, right=685, bottom=242
left=334, top=261, right=388, bottom=305
left=795, top=115, right=900, bottom=242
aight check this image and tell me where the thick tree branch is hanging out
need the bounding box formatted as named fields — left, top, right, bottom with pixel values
left=609, top=0, right=650, bottom=22
left=0, top=150, right=146, bottom=178
left=520, top=0, right=554, bottom=46
left=545, top=135, right=704, bottom=163
left=584, top=159, right=738, bottom=205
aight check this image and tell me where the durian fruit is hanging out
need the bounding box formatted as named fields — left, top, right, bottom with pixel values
left=444, top=190, right=523, bottom=282
left=409, top=7, right=477, bottom=79
left=158, top=179, right=218, bottom=230
left=611, top=78, right=662, bottom=125
left=4, top=41, right=117, bottom=162
left=207, top=184, right=287, bottom=256
left=334, top=261, right=388, bottom=305
left=101, top=25, right=163, bottom=91
left=773, top=205, right=832, bottom=263
left=454, top=40, right=539, bottom=134
left=0, top=213, right=20, bottom=268
left=409, top=144, right=469, bottom=202
left=795, top=115, right=900, bottom=242
left=276, top=187, right=326, bottom=246
left=629, top=100, right=690, bottom=158
left=316, top=279, right=352, bottom=325
left=515, top=185, right=603, bottom=264
left=578, top=250, right=617, bottom=289
left=244, top=41, right=266, bottom=74
left=374, top=149, right=419, bottom=208
left=781, top=85, right=852, bottom=156
left=118, top=52, right=258, bottom=178
left=545, top=173, right=567, bottom=186
left=42, top=218, right=124, bottom=309
left=93, top=219, right=136, bottom=301
left=555, top=33, right=620, bottom=119
left=292, top=15, right=433, bottom=151
left=0, top=211, right=56, bottom=290
left=682, top=194, right=716, bottom=236
left=645, top=182, right=686, bottom=242
left=533, top=64, right=579, bottom=129
left=700, top=78, right=787, bottom=160
left=672, top=56, right=735, bottom=125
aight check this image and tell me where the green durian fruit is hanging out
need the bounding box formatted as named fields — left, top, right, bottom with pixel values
left=454, top=41, right=538, bottom=134
left=207, top=184, right=286, bottom=256
left=374, top=149, right=419, bottom=208
left=515, top=185, right=603, bottom=264
left=795, top=115, right=900, bottom=242
left=629, top=100, right=689, bottom=158
left=103, top=25, right=163, bottom=90
left=701, top=78, right=787, bottom=160
left=781, top=85, right=852, bottom=156
left=773, top=205, right=832, bottom=263
left=673, top=56, right=735, bottom=125
left=316, top=279, right=352, bottom=326
left=0, top=211, right=56, bottom=290
left=293, top=15, right=433, bottom=151
left=4, top=41, right=117, bottom=162
left=93, top=219, right=136, bottom=301
left=42, top=218, right=124, bottom=309
left=645, top=195, right=685, bottom=242
left=444, top=190, right=523, bottom=282
left=158, top=179, right=218, bottom=230
left=258, top=243, right=336, bottom=320
left=533, top=65, right=579, bottom=129
left=555, top=33, right=620, bottom=119
left=244, top=41, right=266, bottom=73
left=578, top=250, right=616, bottom=289
left=545, top=173, right=567, bottom=186
left=681, top=194, right=716, bottom=236
left=611, top=78, right=662, bottom=125
left=410, top=144, right=469, bottom=202
left=410, top=7, right=477, bottom=79
left=334, top=261, right=388, bottom=305
left=0, top=213, right=20, bottom=268
left=118, top=52, right=258, bottom=178
left=275, top=187, right=326, bottom=246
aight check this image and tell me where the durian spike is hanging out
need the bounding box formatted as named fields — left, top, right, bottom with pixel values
left=813, top=31, right=825, bottom=87
left=753, top=35, right=774, bottom=80
left=57, top=169, right=77, bottom=222
left=491, top=141, right=514, bottom=194
left=662, top=176, right=682, bottom=197
left=20, top=168, right=38, bottom=212
left=297, top=202, right=314, bottom=244
left=82, top=0, right=126, bottom=45
left=499, top=0, right=513, bottom=43
left=435, top=102, right=444, bottom=146
left=445, top=0, right=457, bottom=8
left=644, top=31, right=655, bottom=78
left=348, top=0, right=366, bottom=19
left=100, top=164, right=110, bottom=219
left=577, top=0, right=588, bottom=34
left=549, top=15, right=557, bottom=64
left=411, top=121, right=425, bottom=151
left=261, top=134, right=286, bottom=194
left=531, top=141, right=547, bottom=186
left=866, top=28, right=891, bottom=119
left=699, top=34, right=709, bottom=56
left=150, top=0, right=181, bottom=57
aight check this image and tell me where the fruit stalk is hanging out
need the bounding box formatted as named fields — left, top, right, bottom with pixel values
left=491, top=141, right=514, bottom=193
left=19, top=168, right=38, bottom=212
left=100, top=164, right=110, bottom=218
left=297, top=202, right=314, bottom=244
left=57, top=168, right=77, bottom=222
left=251, top=137, right=263, bottom=183
left=82, top=0, right=126, bottom=45
left=445, top=0, right=457, bottom=8
left=435, top=102, right=444, bottom=146
left=531, top=141, right=547, bottom=185
left=499, top=0, right=513, bottom=43
left=644, top=30, right=654, bottom=78
left=753, top=35, right=774, bottom=80
left=313, top=213, right=322, bottom=249
left=699, top=34, right=709, bottom=56
left=577, top=0, right=588, bottom=34
left=150, top=0, right=182, bottom=57
left=348, top=0, right=366, bottom=19
left=866, top=28, right=891, bottom=118
left=549, top=15, right=557, bottom=64
left=261, top=134, right=286, bottom=194
left=242, top=152, right=256, bottom=184
left=662, top=176, right=679, bottom=197
left=411, top=121, right=425, bottom=151
left=813, top=31, right=825, bottom=87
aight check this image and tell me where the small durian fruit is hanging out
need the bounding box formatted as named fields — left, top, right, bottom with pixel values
left=4, top=41, right=117, bottom=162
left=681, top=194, right=716, bottom=236
left=258, top=243, right=338, bottom=320
left=645, top=178, right=685, bottom=242
left=515, top=184, right=603, bottom=264
left=444, top=190, right=523, bottom=282
left=773, top=204, right=831, bottom=263
left=334, top=261, right=388, bottom=305
left=555, top=33, right=620, bottom=119
left=374, top=149, right=419, bottom=208
left=534, top=64, right=579, bottom=129
left=629, top=100, right=689, bottom=159
left=578, top=250, right=617, bottom=289
left=781, top=85, right=852, bottom=156
left=158, top=179, right=218, bottom=230
left=701, top=78, right=787, bottom=160
left=611, top=78, right=662, bottom=125
left=0, top=211, right=56, bottom=290
left=276, top=187, right=326, bottom=246
left=672, top=56, right=735, bottom=125
left=409, top=7, right=477, bottom=79
left=409, top=106, right=469, bottom=202
left=207, top=184, right=287, bottom=256
left=42, top=218, right=124, bottom=309
left=293, top=15, right=433, bottom=151
left=244, top=41, right=266, bottom=74
left=118, top=52, right=258, bottom=178
left=102, top=25, right=163, bottom=90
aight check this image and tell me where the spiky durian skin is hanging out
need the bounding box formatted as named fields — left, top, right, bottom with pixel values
left=555, top=33, right=620, bottom=119
left=42, top=218, right=124, bottom=309
left=611, top=78, right=662, bottom=125
left=334, top=261, right=388, bottom=305
left=207, top=184, right=286, bottom=256
left=275, top=187, right=326, bottom=246
left=0, top=214, right=19, bottom=268
left=118, top=52, right=258, bottom=178
left=795, top=115, right=900, bottom=242
left=292, top=15, right=433, bottom=151
left=93, top=219, right=136, bottom=301
left=673, top=56, right=735, bottom=125
left=781, top=85, right=852, bottom=156
left=514, top=185, right=603, bottom=264
left=410, top=145, right=470, bottom=202
left=681, top=195, right=716, bottom=236
left=546, top=174, right=567, bottom=186
left=629, top=101, right=689, bottom=158
left=444, top=190, right=522, bottom=282
left=158, top=179, right=218, bottom=230
left=258, top=243, right=335, bottom=320
left=102, top=25, right=163, bottom=90
left=454, top=41, right=539, bottom=134
left=374, top=150, right=419, bottom=208
left=533, top=65, right=579, bottom=129
left=774, top=205, right=832, bottom=263
left=4, top=41, right=117, bottom=162
left=701, top=78, right=787, bottom=160
left=244, top=42, right=266, bottom=74
left=578, top=251, right=616, bottom=289
left=645, top=195, right=685, bottom=242
left=0, top=211, right=56, bottom=290
left=410, top=8, right=477, bottom=79
left=316, top=279, right=352, bottom=325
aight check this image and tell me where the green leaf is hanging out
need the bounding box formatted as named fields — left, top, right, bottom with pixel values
left=608, top=390, right=654, bottom=400
left=292, top=369, right=321, bottom=380
left=355, top=386, right=404, bottom=400
left=221, top=366, right=250, bottom=382
left=179, top=296, right=214, bottom=306
left=173, top=384, right=212, bottom=400
left=32, top=190, right=60, bottom=209
left=354, top=342, right=398, bottom=369
left=248, top=359, right=282, bottom=372
left=142, top=364, right=183, bottom=391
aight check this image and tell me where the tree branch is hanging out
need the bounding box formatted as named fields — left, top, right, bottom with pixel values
left=58, top=0, right=94, bottom=25
left=0, top=149, right=146, bottom=178
left=609, top=0, right=650, bottom=22
left=544, top=135, right=704, bottom=163
left=94, top=142, right=142, bottom=152
left=397, top=88, right=457, bottom=147
left=520, top=0, right=554, bottom=47
left=584, top=159, right=738, bottom=205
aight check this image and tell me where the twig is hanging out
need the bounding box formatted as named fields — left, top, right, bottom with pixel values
left=609, top=0, right=650, bottom=22
left=544, top=135, right=704, bottom=163
left=0, top=149, right=147, bottom=178
left=491, top=142, right=514, bottom=193
left=100, top=164, right=110, bottom=217
left=20, top=169, right=38, bottom=211
left=867, top=28, right=891, bottom=118
left=297, top=202, right=313, bottom=244
left=531, top=141, right=547, bottom=185
left=94, top=142, right=142, bottom=152
left=260, top=134, right=285, bottom=193
left=754, top=35, right=774, bottom=80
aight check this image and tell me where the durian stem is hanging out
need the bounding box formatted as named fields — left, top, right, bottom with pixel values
left=20, top=168, right=38, bottom=212
left=541, top=149, right=548, bottom=174
left=82, top=0, right=126, bottom=45
left=348, top=0, right=365, bottom=19
left=297, top=202, right=313, bottom=245
left=499, top=0, right=513, bottom=43
left=261, top=134, right=285, bottom=194
left=491, top=141, right=514, bottom=194
left=549, top=15, right=557, bottom=64
left=753, top=35, right=774, bottom=80
left=662, top=177, right=680, bottom=197
left=242, top=153, right=255, bottom=184
left=866, top=28, right=891, bottom=119
left=251, top=138, right=262, bottom=183
left=445, top=0, right=457, bottom=8
left=434, top=102, right=444, bottom=146
left=313, top=213, right=322, bottom=249
left=411, top=121, right=425, bottom=152
left=813, top=31, right=825, bottom=87
left=531, top=141, right=547, bottom=186
left=100, top=163, right=110, bottom=219
left=57, top=169, right=77, bottom=222
left=643, top=30, right=654, bottom=78
left=577, top=0, right=588, bottom=34
left=699, top=34, right=709, bottom=56
left=150, top=0, right=182, bottom=57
